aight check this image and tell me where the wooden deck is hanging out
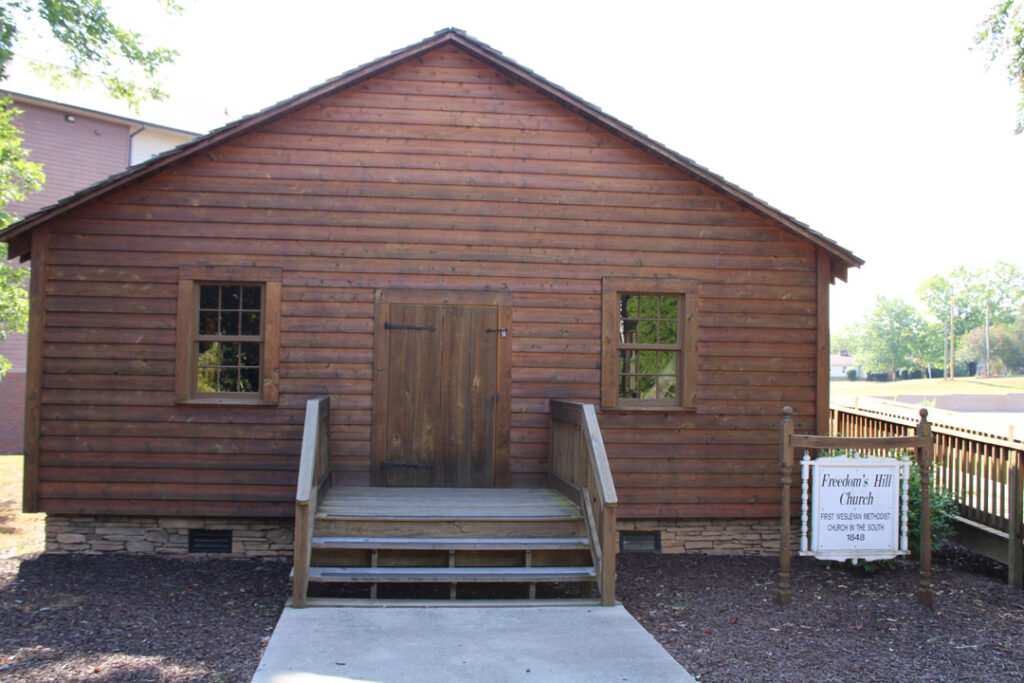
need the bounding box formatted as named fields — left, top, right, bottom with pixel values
left=291, top=397, right=618, bottom=606
left=317, top=487, right=581, bottom=520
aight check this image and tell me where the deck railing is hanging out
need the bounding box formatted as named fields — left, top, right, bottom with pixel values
left=831, top=396, right=1024, bottom=586
left=548, top=399, right=618, bottom=606
left=292, top=396, right=332, bottom=607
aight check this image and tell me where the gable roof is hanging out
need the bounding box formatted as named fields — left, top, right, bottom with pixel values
left=0, top=28, right=862, bottom=279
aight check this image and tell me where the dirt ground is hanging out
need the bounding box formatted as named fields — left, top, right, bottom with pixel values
left=0, top=457, right=43, bottom=559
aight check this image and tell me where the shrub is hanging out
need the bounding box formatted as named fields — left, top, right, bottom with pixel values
left=906, top=462, right=959, bottom=555
left=843, top=462, right=959, bottom=573
left=846, top=368, right=858, bottom=381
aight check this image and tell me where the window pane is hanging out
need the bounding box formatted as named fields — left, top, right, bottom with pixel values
left=199, top=285, right=219, bottom=309
left=658, top=375, right=677, bottom=399
left=618, top=373, right=637, bottom=399
left=199, top=311, right=219, bottom=335
left=192, top=282, right=266, bottom=396
left=636, top=350, right=659, bottom=374
left=659, top=321, right=677, bottom=344
left=659, top=296, right=678, bottom=319
left=620, top=318, right=637, bottom=344
left=638, top=374, right=656, bottom=398
left=241, top=311, right=261, bottom=336
left=239, top=367, right=260, bottom=392
left=638, top=295, right=658, bottom=319
left=657, top=351, right=676, bottom=373
left=635, top=319, right=657, bottom=344
left=218, top=369, right=238, bottom=392
left=220, top=311, right=239, bottom=335
left=239, top=343, right=260, bottom=366
left=220, top=343, right=239, bottom=365
left=242, top=286, right=261, bottom=310
left=197, top=368, right=218, bottom=393
left=618, top=349, right=634, bottom=373
left=197, top=342, right=219, bottom=366
left=222, top=286, right=241, bottom=309
left=621, top=294, right=638, bottom=319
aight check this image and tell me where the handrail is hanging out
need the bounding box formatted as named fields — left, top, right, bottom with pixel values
left=293, top=396, right=331, bottom=607
left=548, top=399, right=618, bottom=606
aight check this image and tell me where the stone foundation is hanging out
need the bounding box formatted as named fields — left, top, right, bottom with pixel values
left=45, top=515, right=294, bottom=557
left=618, top=518, right=793, bottom=556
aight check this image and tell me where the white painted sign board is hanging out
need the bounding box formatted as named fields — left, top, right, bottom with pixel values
left=799, top=453, right=910, bottom=563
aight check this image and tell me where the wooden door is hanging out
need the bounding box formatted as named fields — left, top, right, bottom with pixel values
left=378, top=303, right=499, bottom=487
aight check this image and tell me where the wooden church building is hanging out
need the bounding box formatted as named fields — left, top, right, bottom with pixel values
left=2, top=29, right=861, bottom=568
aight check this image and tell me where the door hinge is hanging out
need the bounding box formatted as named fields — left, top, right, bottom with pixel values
left=385, top=322, right=436, bottom=332
left=485, top=328, right=507, bottom=337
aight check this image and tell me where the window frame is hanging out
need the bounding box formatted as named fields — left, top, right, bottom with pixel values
left=601, top=276, right=698, bottom=412
left=175, top=266, right=282, bottom=405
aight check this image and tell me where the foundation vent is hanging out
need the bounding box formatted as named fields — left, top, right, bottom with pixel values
left=188, top=529, right=233, bottom=554
left=620, top=530, right=661, bottom=554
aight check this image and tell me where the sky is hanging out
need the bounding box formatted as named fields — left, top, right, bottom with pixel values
left=4, top=0, right=1023, bottom=333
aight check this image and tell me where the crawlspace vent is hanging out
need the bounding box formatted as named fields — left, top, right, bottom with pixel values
left=188, top=529, right=233, bottom=554
left=620, top=530, right=661, bottom=554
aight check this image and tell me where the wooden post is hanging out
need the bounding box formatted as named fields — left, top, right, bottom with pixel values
left=1008, top=449, right=1023, bottom=589
left=916, top=409, right=934, bottom=607
left=777, top=406, right=794, bottom=605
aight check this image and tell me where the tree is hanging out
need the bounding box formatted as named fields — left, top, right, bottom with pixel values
left=852, top=296, right=930, bottom=380
left=0, top=1, right=180, bottom=111
left=960, top=320, right=1024, bottom=374
left=976, top=0, right=1024, bottom=134
left=0, top=97, right=41, bottom=377
left=0, top=1, right=178, bottom=376
left=969, top=262, right=1024, bottom=375
left=917, top=263, right=1024, bottom=378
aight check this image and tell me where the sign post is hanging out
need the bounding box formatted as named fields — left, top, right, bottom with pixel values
left=776, top=407, right=934, bottom=606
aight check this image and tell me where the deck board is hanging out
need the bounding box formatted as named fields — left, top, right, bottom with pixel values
left=316, top=486, right=581, bottom=520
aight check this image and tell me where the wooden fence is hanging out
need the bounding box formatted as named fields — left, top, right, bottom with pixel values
left=830, top=396, right=1024, bottom=587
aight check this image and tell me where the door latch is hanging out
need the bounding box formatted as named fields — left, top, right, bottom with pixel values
left=486, top=328, right=507, bottom=337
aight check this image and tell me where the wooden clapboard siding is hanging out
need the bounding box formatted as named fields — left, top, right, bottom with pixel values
left=26, top=43, right=831, bottom=519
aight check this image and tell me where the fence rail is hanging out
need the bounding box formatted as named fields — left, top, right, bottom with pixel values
left=830, top=396, right=1023, bottom=586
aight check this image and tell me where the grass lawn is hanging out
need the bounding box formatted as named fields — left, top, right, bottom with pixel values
left=831, top=376, right=1024, bottom=399
left=0, top=455, right=44, bottom=558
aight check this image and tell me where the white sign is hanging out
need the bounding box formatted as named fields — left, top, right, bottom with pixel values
left=800, top=453, right=910, bottom=563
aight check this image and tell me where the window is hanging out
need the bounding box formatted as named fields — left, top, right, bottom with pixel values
left=175, top=266, right=281, bottom=404
left=601, top=277, right=697, bottom=411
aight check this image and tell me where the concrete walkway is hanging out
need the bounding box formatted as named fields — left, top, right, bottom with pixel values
left=252, top=605, right=695, bottom=682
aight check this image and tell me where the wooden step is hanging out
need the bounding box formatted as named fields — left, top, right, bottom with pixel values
left=307, top=565, right=597, bottom=584
left=313, top=517, right=586, bottom=538
left=311, top=536, right=590, bottom=551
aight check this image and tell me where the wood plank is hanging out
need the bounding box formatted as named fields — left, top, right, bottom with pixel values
left=384, top=303, right=443, bottom=486
left=307, top=566, right=595, bottom=583
left=22, top=226, right=49, bottom=512
left=311, top=536, right=589, bottom=550
left=438, top=305, right=496, bottom=486
left=816, top=250, right=830, bottom=435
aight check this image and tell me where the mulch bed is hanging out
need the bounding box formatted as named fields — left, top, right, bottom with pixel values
left=0, top=554, right=290, bottom=682
left=618, top=545, right=1024, bottom=682
left=0, top=545, right=1021, bottom=682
